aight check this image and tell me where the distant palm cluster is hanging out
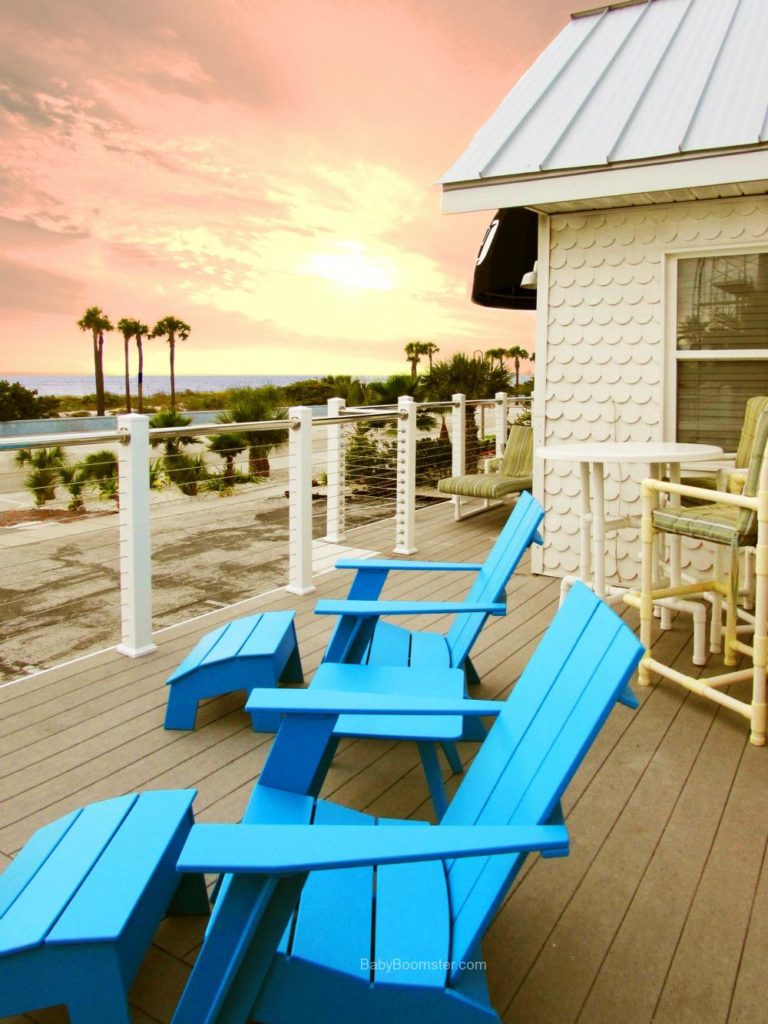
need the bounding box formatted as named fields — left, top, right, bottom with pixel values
left=77, top=307, right=191, bottom=416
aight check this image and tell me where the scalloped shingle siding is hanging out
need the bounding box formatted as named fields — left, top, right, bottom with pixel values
left=541, top=195, right=768, bottom=583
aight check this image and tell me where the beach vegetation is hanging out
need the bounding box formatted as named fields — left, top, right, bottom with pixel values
left=80, top=450, right=119, bottom=503
left=15, top=447, right=67, bottom=506
left=218, top=387, right=287, bottom=477
left=0, top=379, right=59, bottom=421
left=208, top=432, right=247, bottom=487
left=58, top=462, right=88, bottom=511
left=420, top=354, right=511, bottom=473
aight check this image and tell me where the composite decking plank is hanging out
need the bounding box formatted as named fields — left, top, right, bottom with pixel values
left=652, top=711, right=768, bottom=1024
left=488, top=616, right=709, bottom=1022
left=576, top=695, right=748, bottom=1023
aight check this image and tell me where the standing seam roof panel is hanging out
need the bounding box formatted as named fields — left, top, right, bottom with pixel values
left=441, top=0, right=768, bottom=186
left=484, top=5, right=647, bottom=176
left=542, top=0, right=686, bottom=169
left=682, top=0, right=768, bottom=151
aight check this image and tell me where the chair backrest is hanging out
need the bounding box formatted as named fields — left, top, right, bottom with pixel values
left=737, top=407, right=768, bottom=540
left=445, top=491, right=543, bottom=666
left=442, top=582, right=643, bottom=975
left=735, top=396, right=768, bottom=469
left=499, top=425, right=533, bottom=477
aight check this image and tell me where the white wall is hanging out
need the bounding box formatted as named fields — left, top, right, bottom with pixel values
left=535, top=194, right=768, bottom=584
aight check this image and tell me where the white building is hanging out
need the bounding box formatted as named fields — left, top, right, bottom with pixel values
left=442, top=0, right=768, bottom=583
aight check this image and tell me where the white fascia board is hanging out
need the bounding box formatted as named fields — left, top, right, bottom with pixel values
left=441, top=149, right=768, bottom=214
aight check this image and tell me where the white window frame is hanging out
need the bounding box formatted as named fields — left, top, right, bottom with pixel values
left=663, top=241, right=768, bottom=442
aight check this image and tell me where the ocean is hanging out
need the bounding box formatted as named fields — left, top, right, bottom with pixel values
left=5, top=374, right=373, bottom=397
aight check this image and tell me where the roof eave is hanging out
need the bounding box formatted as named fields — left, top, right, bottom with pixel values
left=441, top=147, right=768, bottom=215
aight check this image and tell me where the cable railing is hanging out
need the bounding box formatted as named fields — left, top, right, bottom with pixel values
left=0, top=391, right=531, bottom=679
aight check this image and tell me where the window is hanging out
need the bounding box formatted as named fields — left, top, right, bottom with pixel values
left=676, top=252, right=768, bottom=450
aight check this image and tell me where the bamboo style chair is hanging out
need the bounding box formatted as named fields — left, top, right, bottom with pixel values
left=628, top=408, right=768, bottom=745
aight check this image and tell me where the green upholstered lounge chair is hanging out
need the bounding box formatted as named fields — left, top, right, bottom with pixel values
left=437, top=425, right=533, bottom=520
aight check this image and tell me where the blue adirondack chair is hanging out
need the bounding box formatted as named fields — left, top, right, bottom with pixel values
left=314, top=491, right=544, bottom=803
left=170, top=583, right=643, bottom=1024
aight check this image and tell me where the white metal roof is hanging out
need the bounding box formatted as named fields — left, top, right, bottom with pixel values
left=441, top=0, right=768, bottom=208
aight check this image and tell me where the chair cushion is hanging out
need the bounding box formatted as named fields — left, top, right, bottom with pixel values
left=652, top=503, right=751, bottom=546
left=437, top=473, right=532, bottom=500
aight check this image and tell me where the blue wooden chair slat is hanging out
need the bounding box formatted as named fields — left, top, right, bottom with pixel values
left=374, top=818, right=450, bottom=990
left=49, top=790, right=197, bottom=943
left=169, top=623, right=230, bottom=681
left=288, top=801, right=373, bottom=979
left=239, top=612, right=297, bottom=658
left=169, top=583, right=642, bottom=1024
left=0, top=811, right=77, bottom=920
left=0, top=795, right=136, bottom=953
left=367, top=619, right=412, bottom=665
left=444, top=494, right=543, bottom=667
left=202, top=616, right=265, bottom=665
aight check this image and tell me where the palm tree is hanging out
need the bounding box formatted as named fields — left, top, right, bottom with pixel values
left=421, top=354, right=510, bottom=473
left=506, top=346, right=530, bottom=390
left=366, top=374, right=437, bottom=431
left=148, top=410, right=197, bottom=457
left=58, top=462, right=87, bottom=511
left=116, top=319, right=137, bottom=412
left=133, top=321, right=150, bottom=412
left=485, top=347, right=508, bottom=370
left=208, top=432, right=246, bottom=487
left=77, top=306, right=113, bottom=415
left=151, top=316, right=191, bottom=410
left=423, top=342, right=439, bottom=372
left=80, top=449, right=119, bottom=502
left=218, top=387, right=287, bottom=477
left=15, top=447, right=67, bottom=506
left=404, top=340, right=430, bottom=379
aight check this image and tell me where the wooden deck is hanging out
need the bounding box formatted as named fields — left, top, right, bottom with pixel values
left=1, top=502, right=766, bottom=1024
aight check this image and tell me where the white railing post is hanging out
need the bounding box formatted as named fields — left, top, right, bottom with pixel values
left=116, top=414, right=156, bottom=657
left=394, top=396, right=417, bottom=554
left=450, top=393, right=466, bottom=519
left=325, top=397, right=346, bottom=543
left=495, top=391, right=509, bottom=456
left=287, top=405, right=316, bottom=595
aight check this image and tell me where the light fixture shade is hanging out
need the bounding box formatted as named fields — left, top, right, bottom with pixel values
left=520, top=261, right=538, bottom=289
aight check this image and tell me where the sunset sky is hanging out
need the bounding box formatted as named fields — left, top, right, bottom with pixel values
left=0, top=0, right=574, bottom=379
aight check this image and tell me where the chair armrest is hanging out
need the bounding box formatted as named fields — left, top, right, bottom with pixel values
left=245, top=689, right=501, bottom=718
left=315, top=599, right=506, bottom=617
left=335, top=559, right=484, bottom=573
left=177, top=823, right=570, bottom=874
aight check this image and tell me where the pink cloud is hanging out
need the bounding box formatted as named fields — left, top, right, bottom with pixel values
left=0, top=0, right=573, bottom=377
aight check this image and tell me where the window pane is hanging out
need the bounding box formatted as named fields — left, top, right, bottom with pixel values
left=677, top=253, right=768, bottom=351
left=677, top=360, right=768, bottom=449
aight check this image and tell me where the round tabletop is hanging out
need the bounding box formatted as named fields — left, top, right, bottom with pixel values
left=536, top=441, right=723, bottom=464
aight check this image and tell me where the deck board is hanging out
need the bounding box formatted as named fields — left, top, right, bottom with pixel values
left=1, top=501, right=767, bottom=1024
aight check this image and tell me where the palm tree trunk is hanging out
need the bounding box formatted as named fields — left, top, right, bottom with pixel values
left=137, top=340, right=144, bottom=413
left=465, top=405, right=479, bottom=474
left=123, top=336, right=132, bottom=413
left=96, top=331, right=106, bottom=415
left=169, top=338, right=176, bottom=410
left=515, top=359, right=520, bottom=390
